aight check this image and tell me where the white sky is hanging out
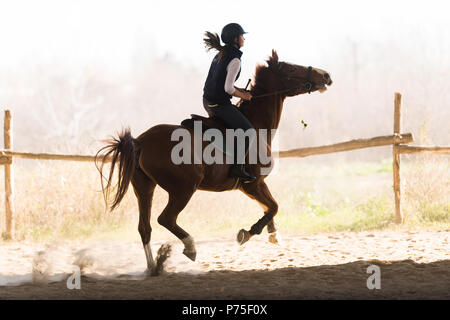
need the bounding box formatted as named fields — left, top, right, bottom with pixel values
left=0, top=0, right=449, bottom=73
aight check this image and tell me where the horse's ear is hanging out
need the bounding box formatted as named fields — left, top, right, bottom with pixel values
left=267, top=49, right=279, bottom=68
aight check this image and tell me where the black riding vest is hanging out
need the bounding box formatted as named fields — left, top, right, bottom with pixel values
left=203, top=45, right=242, bottom=105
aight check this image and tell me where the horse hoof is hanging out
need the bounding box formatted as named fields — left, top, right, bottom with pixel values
left=183, top=249, right=197, bottom=261
left=268, top=232, right=280, bottom=245
left=237, top=229, right=250, bottom=245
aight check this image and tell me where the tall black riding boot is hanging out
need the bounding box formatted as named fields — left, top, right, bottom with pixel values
left=230, top=163, right=256, bottom=183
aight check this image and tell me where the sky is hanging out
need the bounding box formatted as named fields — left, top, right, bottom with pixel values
left=0, top=0, right=449, bottom=75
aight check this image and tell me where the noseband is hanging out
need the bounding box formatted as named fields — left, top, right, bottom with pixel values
left=305, top=66, right=313, bottom=93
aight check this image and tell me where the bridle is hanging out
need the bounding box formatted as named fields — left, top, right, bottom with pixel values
left=250, top=66, right=314, bottom=99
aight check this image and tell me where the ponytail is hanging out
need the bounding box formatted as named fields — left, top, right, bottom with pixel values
left=203, top=31, right=226, bottom=61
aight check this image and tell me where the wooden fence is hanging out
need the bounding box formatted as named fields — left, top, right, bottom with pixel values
left=1, top=92, right=449, bottom=239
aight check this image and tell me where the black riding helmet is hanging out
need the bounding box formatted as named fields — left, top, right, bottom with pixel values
left=221, top=23, right=247, bottom=45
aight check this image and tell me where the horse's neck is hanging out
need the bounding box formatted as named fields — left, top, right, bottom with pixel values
left=240, top=67, right=286, bottom=137
left=241, top=94, right=285, bottom=136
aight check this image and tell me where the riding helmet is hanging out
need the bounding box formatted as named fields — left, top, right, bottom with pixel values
left=221, top=23, right=247, bottom=44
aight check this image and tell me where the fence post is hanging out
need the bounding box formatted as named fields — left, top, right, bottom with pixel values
left=393, top=93, right=403, bottom=224
left=3, top=110, right=14, bottom=239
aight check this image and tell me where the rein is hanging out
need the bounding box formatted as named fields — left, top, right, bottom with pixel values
left=250, top=66, right=313, bottom=99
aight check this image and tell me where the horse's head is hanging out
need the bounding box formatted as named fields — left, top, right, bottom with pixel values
left=266, top=50, right=333, bottom=96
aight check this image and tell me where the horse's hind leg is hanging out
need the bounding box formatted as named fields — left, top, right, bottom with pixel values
left=131, top=168, right=157, bottom=273
left=157, top=187, right=197, bottom=261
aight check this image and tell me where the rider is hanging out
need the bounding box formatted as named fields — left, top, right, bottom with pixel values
left=203, top=23, right=256, bottom=183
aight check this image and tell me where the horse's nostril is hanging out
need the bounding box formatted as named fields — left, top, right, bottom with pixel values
left=324, top=73, right=329, bottom=80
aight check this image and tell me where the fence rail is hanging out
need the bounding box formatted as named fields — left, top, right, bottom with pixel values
left=275, top=133, right=414, bottom=158
left=397, top=145, right=450, bottom=154
left=1, top=92, right=449, bottom=239
left=0, top=150, right=101, bottom=162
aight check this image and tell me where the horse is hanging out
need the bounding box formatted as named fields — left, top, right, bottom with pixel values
left=96, top=50, right=332, bottom=274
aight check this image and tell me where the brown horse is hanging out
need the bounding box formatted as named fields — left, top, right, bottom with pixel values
left=96, top=50, right=332, bottom=273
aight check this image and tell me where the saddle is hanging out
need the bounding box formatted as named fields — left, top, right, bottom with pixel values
left=180, top=114, right=235, bottom=158
left=180, top=114, right=228, bottom=134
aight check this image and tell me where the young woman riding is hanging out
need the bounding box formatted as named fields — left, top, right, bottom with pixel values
left=202, top=23, right=256, bottom=183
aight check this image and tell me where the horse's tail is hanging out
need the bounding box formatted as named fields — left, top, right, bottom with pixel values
left=95, top=127, right=135, bottom=211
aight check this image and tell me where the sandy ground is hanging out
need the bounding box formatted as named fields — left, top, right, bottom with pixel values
left=0, top=230, right=449, bottom=299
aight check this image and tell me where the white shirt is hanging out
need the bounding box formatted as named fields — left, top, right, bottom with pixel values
left=224, top=58, right=241, bottom=95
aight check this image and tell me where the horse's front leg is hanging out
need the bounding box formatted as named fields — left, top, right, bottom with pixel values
left=238, top=181, right=279, bottom=245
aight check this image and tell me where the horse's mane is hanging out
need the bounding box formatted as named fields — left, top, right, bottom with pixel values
left=250, top=51, right=280, bottom=93
left=239, top=53, right=282, bottom=114
left=237, top=65, right=270, bottom=111
left=251, top=65, right=270, bottom=92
